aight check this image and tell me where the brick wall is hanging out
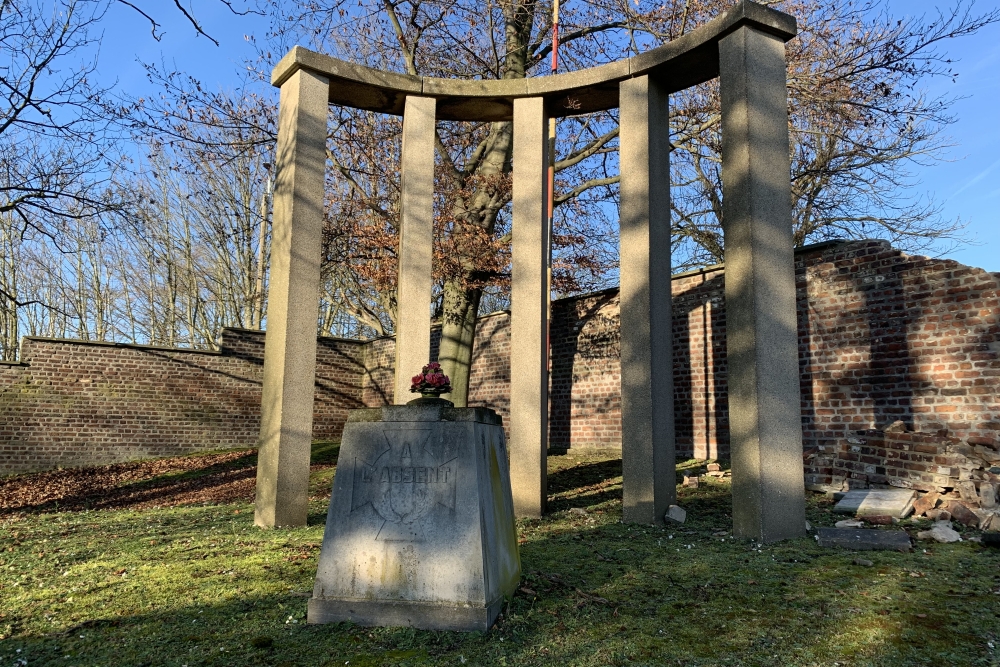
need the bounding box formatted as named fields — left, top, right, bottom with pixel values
left=0, top=329, right=365, bottom=474
left=795, top=241, right=1000, bottom=491
left=3, top=238, right=999, bottom=478
left=361, top=312, right=514, bottom=422
left=797, top=241, right=1000, bottom=446
left=356, top=238, right=999, bottom=462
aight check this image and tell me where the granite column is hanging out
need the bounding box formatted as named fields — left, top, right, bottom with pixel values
left=255, top=68, right=329, bottom=528
left=393, top=96, right=437, bottom=403
left=509, top=97, right=550, bottom=518
left=719, top=25, right=806, bottom=542
left=619, top=74, right=676, bottom=524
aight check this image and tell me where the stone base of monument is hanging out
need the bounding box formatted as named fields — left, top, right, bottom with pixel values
left=308, top=402, right=520, bottom=632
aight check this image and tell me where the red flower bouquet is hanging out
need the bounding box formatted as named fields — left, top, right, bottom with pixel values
left=410, top=362, right=452, bottom=395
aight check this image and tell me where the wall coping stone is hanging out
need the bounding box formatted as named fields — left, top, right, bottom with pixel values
left=20, top=336, right=222, bottom=356
left=222, top=326, right=369, bottom=346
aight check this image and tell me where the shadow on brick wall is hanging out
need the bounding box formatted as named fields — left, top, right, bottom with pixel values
left=549, top=291, right=618, bottom=450
left=671, top=273, right=728, bottom=460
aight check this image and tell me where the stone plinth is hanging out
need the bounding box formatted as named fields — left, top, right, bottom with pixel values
left=308, top=403, right=520, bottom=632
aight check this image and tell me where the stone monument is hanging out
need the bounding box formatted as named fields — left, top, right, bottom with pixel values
left=257, top=0, right=807, bottom=543
left=308, top=401, right=520, bottom=631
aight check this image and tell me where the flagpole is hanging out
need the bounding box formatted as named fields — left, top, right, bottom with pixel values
left=546, top=0, right=559, bottom=376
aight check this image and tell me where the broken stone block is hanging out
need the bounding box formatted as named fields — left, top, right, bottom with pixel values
left=665, top=505, right=686, bottom=524
left=885, top=420, right=907, bottom=433
left=979, top=482, right=997, bottom=509
left=815, top=528, right=912, bottom=552
left=865, top=515, right=894, bottom=526
left=968, top=436, right=1000, bottom=450
left=916, top=521, right=962, bottom=543
left=911, top=492, right=941, bottom=517
left=683, top=475, right=700, bottom=488
left=925, top=508, right=951, bottom=521
left=957, top=481, right=980, bottom=505
left=834, top=488, right=916, bottom=518
left=834, top=519, right=864, bottom=529
left=974, top=446, right=1000, bottom=464
left=806, top=482, right=847, bottom=494
left=944, top=501, right=981, bottom=528
left=707, top=463, right=721, bottom=472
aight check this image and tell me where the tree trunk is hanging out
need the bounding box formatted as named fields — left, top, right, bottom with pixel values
left=438, top=279, right=482, bottom=407
left=421, top=0, right=534, bottom=403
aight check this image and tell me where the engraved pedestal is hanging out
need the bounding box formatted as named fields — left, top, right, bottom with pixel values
left=307, top=403, right=520, bottom=632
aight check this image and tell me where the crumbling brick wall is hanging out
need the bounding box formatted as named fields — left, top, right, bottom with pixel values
left=804, top=425, right=1000, bottom=514
left=535, top=238, right=1000, bottom=459
left=797, top=241, right=1000, bottom=448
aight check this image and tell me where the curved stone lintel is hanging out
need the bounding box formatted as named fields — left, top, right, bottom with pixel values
left=271, top=0, right=796, bottom=121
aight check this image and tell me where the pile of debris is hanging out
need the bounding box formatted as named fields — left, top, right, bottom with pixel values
left=832, top=477, right=1000, bottom=532
left=682, top=462, right=730, bottom=489
left=880, top=430, right=1000, bottom=530
left=908, top=481, right=999, bottom=531
left=929, top=433, right=1000, bottom=531
left=808, top=422, right=1000, bottom=531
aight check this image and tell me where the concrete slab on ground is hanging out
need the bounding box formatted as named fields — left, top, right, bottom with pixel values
left=833, top=489, right=915, bottom=518
left=816, top=527, right=912, bottom=552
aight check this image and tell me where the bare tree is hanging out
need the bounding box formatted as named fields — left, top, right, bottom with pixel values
left=280, top=0, right=641, bottom=403
left=115, top=0, right=265, bottom=46
left=0, top=213, right=21, bottom=359
left=120, top=69, right=276, bottom=346
left=0, top=0, right=269, bottom=358
left=668, top=0, right=999, bottom=269
left=11, top=0, right=990, bottom=381
left=0, top=0, right=130, bottom=355
left=275, top=0, right=997, bottom=402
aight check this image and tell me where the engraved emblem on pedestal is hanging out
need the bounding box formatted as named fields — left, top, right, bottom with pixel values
left=351, top=429, right=457, bottom=540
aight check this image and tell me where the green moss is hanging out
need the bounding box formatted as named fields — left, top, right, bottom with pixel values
left=1, top=450, right=998, bottom=666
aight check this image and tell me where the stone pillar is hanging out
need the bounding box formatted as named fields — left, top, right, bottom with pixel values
left=509, top=97, right=549, bottom=518
left=254, top=68, right=329, bottom=528
left=619, top=75, right=675, bottom=524
left=394, top=96, right=437, bottom=403
left=719, top=25, right=806, bottom=542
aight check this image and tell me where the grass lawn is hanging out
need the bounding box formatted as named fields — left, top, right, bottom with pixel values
left=2, top=446, right=1000, bottom=666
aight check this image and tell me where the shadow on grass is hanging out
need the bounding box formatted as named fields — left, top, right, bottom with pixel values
left=310, top=442, right=341, bottom=466
left=0, top=442, right=341, bottom=517
left=8, top=479, right=995, bottom=666
left=5, top=452, right=1000, bottom=666
left=546, top=458, right=623, bottom=513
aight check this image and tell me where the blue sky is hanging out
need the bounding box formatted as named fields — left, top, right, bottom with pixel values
left=96, top=2, right=264, bottom=92
left=94, top=1, right=1000, bottom=272
left=880, top=0, right=1000, bottom=271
